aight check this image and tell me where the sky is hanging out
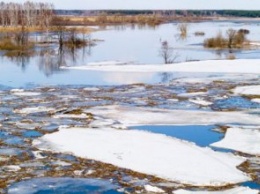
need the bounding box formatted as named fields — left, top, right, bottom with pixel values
left=3, top=0, right=260, bottom=10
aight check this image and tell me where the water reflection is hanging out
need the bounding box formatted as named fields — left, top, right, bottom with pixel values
left=38, top=44, right=92, bottom=76
left=101, top=71, right=158, bottom=85
left=38, top=49, right=61, bottom=76
left=111, top=23, right=159, bottom=31
left=160, top=72, right=173, bottom=83
left=5, top=51, right=35, bottom=71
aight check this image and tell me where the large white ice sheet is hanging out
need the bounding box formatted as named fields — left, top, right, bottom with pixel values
left=33, top=127, right=250, bottom=187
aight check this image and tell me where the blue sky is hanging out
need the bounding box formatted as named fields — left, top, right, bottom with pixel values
left=3, top=0, right=260, bottom=10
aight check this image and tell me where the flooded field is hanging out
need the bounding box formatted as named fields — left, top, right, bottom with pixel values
left=1, top=21, right=260, bottom=87
left=0, top=21, right=260, bottom=193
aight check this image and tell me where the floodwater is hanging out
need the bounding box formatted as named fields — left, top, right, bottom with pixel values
left=1, top=21, right=260, bottom=192
left=8, top=178, right=120, bottom=194
left=1, top=21, right=260, bottom=87
left=130, top=125, right=223, bottom=147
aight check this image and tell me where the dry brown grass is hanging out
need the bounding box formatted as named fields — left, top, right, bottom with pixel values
left=226, top=54, right=236, bottom=60
left=0, top=25, right=93, bottom=34
left=54, top=15, right=166, bottom=26
left=0, top=26, right=47, bottom=33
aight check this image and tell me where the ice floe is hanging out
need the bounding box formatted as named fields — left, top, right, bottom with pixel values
left=3, top=165, right=21, bottom=172
left=33, top=127, right=250, bottom=186
left=233, top=85, right=260, bottom=96
left=14, top=106, right=55, bottom=114
left=252, top=98, right=260, bottom=103
left=173, top=186, right=259, bottom=194
left=87, top=105, right=260, bottom=125
left=249, top=41, right=260, bottom=47
left=211, top=127, right=260, bottom=156
left=10, top=89, right=24, bottom=92
left=11, top=90, right=41, bottom=96
left=87, top=60, right=133, bottom=66
left=144, top=185, right=165, bottom=193
left=178, top=92, right=207, bottom=97
left=83, top=87, right=100, bottom=91
left=189, top=98, right=213, bottom=106
left=53, top=113, right=90, bottom=119
left=61, top=59, right=260, bottom=74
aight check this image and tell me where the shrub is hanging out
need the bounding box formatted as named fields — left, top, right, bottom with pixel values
left=178, top=23, right=188, bottom=37
left=0, top=37, right=32, bottom=51
left=204, top=29, right=248, bottom=49
left=238, top=28, right=250, bottom=35
left=194, top=31, right=205, bottom=36
left=204, top=31, right=226, bottom=48
left=0, top=38, right=20, bottom=50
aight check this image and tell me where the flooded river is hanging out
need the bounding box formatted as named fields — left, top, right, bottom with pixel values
left=0, top=21, right=259, bottom=193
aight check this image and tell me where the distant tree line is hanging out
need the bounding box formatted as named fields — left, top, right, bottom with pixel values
left=55, top=9, right=260, bottom=18
left=217, top=10, right=260, bottom=18
left=0, top=1, right=54, bottom=28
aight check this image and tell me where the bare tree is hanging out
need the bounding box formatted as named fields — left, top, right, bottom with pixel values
left=159, top=40, right=178, bottom=64
left=0, top=1, right=54, bottom=28
left=226, top=28, right=236, bottom=49
left=56, top=25, right=66, bottom=49
left=0, top=2, right=8, bottom=26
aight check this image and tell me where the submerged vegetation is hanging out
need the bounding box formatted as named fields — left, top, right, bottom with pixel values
left=0, top=26, right=33, bottom=51
left=204, top=28, right=249, bottom=49
left=0, top=1, right=95, bottom=53
left=194, top=31, right=205, bottom=36
left=177, top=23, right=188, bottom=38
